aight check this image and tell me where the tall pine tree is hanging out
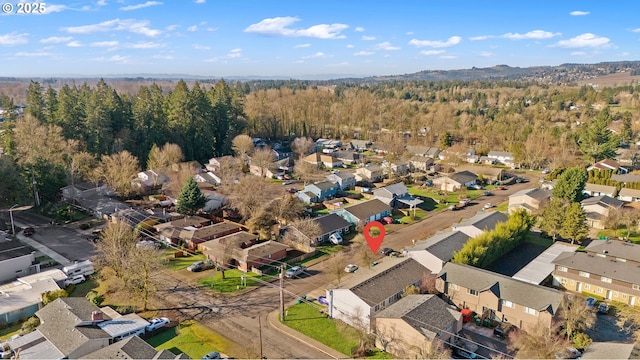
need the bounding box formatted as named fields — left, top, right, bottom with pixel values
left=176, top=178, right=206, bottom=216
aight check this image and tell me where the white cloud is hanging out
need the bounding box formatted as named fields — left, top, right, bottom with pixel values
left=166, top=24, right=178, bottom=31
left=469, top=35, right=493, bottom=41
left=571, top=51, right=587, bottom=56
left=302, top=51, right=329, bottom=59
left=15, top=51, right=51, bottom=57
left=187, top=25, right=198, bottom=32
left=97, top=0, right=107, bottom=6
left=40, top=36, right=72, bottom=44
left=193, top=44, right=211, bottom=50
left=327, top=61, right=349, bottom=67
left=479, top=51, right=492, bottom=57
left=227, top=48, right=242, bottom=58
left=128, top=41, right=163, bottom=49
left=91, top=40, right=119, bottom=47
left=632, top=28, right=640, bottom=33
left=372, top=41, right=400, bottom=50
left=62, top=18, right=161, bottom=37
left=244, top=16, right=348, bottom=39
left=570, top=10, right=589, bottom=16
left=553, top=33, right=611, bottom=48
left=94, top=54, right=131, bottom=63
left=294, top=43, right=311, bottom=48
left=346, top=44, right=354, bottom=48
left=406, top=31, right=414, bottom=35
left=354, top=51, right=374, bottom=56
left=440, top=55, right=457, bottom=59
left=153, top=54, right=173, bottom=59
left=67, top=41, right=83, bottom=47
left=361, top=35, right=376, bottom=41
left=355, top=27, right=365, bottom=32
left=120, top=1, right=162, bottom=11
left=0, top=32, right=29, bottom=46
left=502, top=30, right=561, bottom=40
left=420, top=50, right=445, bottom=56
left=409, top=36, right=461, bottom=48
left=194, top=0, right=205, bottom=3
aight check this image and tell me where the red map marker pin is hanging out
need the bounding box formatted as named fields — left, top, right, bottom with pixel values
left=364, top=221, right=386, bottom=254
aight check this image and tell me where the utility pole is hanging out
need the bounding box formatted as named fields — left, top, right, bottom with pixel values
left=258, top=315, right=263, bottom=359
left=279, top=265, right=285, bottom=321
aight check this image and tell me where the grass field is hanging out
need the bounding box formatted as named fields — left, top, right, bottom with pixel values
left=147, top=320, right=237, bottom=359
left=199, top=269, right=275, bottom=293
left=163, top=252, right=207, bottom=271
left=283, top=302, right=392, bottom=358
left=0, top=323, right=22, bottom=341
left=68, top=277, right=99, bottom=297
left=597, top=229, right=640, bottom=243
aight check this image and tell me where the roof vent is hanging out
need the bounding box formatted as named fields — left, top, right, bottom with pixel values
left=603, top=250, right=608, bottom=254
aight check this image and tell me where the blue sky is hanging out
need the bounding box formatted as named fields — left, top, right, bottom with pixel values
left=1, top=0, right=639, bottom=79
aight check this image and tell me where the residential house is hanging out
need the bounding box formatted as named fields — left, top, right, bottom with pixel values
left=618, top=187, right=640, bottom=202
left=374, top=295, right=462, bottom=359
left=513, top=242, right=580, bottom=285
left=439, top=148, right=477, bottom=164
left=202, top=190, right=228, bottom=212
left=302, top=153, right=343, bottom=168
left=310, top=214, right=352, bottom=244
left=588, top=159, right=628, bottom=174
left=272, top=146, right=293, bottom=161
left=408, top=156, right=434, bottom=172
left=611, top=173, right=640, bottom=185
left=0, top=240, right=35, bottom=283
left=615, top=148, right=640, bottom=170
left=406, top=146, right=441, bottom=159
left=154, top=216, right=212, bottom=244
left=457, top=165, right=505, bottom=182
left=326, top=257, right=430, bottom=331
left=349, top=140, right=372, bottom=152
left=249, top=161, right=282, bottom=179
left=406, top=231, right=470, bottom=273
left=373, top=183, right=424, bottom=209
left=61, top=182, right=112, bottom=202
left=508, top=188, right=552, bottom=214
left=326, top=171, right=356, bottom=190
left=205, top=155, right=236, bottom=172
left=487, top=151, right=515, bottom=166
left=433, top=171, right=477, bottom=192
left=194, top=171, right=222, bottom=186
left=583, top=183, right=617, bottom=198
left=296, top=181, right=339, bottom=203
left=331, top=199, right=392, bottom=226
left=479, top=156, right=497, bottom=165
left=134, top=169, right=169, bottom=189
left=580, top=195, right=625, bottom=229
left=382, top=160, right=410, bottom=175
left=437, top=263, right=565, bottom=332
left=176, top=222, right=244, bottom=250
left=552, top=240, right=640, bottom=306
left=68, top=193, right=130, bottom=220
left=82, top=335, right=180, bottom=359
left=0, top=269, right=66, bottom=325
left=200, top=232, right=288, bottom=272
left=30, top=298, right=151, bottom=359
left=316, top=138, right=342, bottom=151
left=452, top=211, right=509, bottom=238
left=356, top=164, right=385, bottom=183
left=334, top=151, right=361, bottom=165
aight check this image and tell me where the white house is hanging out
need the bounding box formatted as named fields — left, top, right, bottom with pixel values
left=452, top=211, right=508, bottom=238
left=618, top=188, right=640, bottom=202
left=406, top=231, right=470, bottom=274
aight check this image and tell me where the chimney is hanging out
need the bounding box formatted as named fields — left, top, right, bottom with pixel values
left=91, top=310, right=104, bottom=322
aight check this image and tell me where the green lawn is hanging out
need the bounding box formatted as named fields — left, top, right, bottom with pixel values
left=68, top=277, right=99, bottom=297
left=283, top=303, right=392, bottom=358
left=597, top=229, right=640, bottom=243
left=163, top=252, right=207, bottom=271
left=147, top=320, right=235, bottom=359
left=199, top=269, right=275, bottom=293
left=525, top=234, right=553, bottom=247
left=0, top=323, right=23, bottom=341
left=494, top=202, right=508, bottom=213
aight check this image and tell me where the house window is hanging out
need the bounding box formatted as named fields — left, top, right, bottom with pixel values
left=467, top=289, right=479, bottom=296
left=614, top=291, right=619, bottom=297
left=502, top=300, right=515, bottom=309
left=450, top=284, right=460, bottom=291
left=597, top=287, right=603, bottom=293
left=601, top=277, right=612, bottom=283
left=633, top=284, right=640, bottom=291
left=623, top=294, right=628, bottom=299
left=558, top=266, right=568, bottom=272
left=579, top=271, right=590, bottom=278
left=523, top=307, right=538, bottom=316
left=560, top=278, right=567, bottom=285
left=570, top=280, right=575, bottom=285
left=585, top=284, right=591, bottom=290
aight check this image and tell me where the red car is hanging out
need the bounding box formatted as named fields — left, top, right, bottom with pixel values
left=497, top=186, right=507, bottom=190
left=381, top=216, right=394, bottom=224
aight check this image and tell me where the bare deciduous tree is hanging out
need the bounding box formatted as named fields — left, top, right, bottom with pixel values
left=559, top=295, right=596, bottom=340
left=164, top=162, right=196, bottom=198
left=95, top=221, right=139, bottom=282
left=68, top=151, right=97, bottom=184
left=225, top=176, right=279, bottom=221
left=291, top=137, right=316, bottom=159
left=411, top=338, right=452, bottom=359
left=96, top=150, right=140, bottom=198
left=250, top=147, right=275, bottom=178
left=372, top=323, right=400, bottom=354
left=232, top=134, right=254, bottom=159
left=270, top=194, right=304, bottom=225
left=284, top=218, right=322, bottom=247
left=508, top=322, right=569, bottom=359
left=146, top=142, right=184, bottom=170
left=293, top=160, right=326, bottom=185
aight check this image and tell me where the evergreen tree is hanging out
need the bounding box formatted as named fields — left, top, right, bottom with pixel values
left=560, top=203, right=589, bottom=244
left=541, top=199, right=565, bottom=241
left=552, top=166, right=587, bottom=202
left=622, top=112, right=634, bottom=144
left=578, top=112, right=619, bottom=162
left=26, top=81, right=46, bottom=122
left=44, top=86, right=58, bottom=124
left=440, top=131, right=454, bottom=149
left=176, top=178, right=206, bottom=216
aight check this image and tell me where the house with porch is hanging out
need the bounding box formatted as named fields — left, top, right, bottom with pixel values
left=618, top=187, right=640, bottom=202
left=406, top=231, right=470, bottom=274
left=583, top=183, right=617, bottom=198
left=331, top=199, right=392, bottom=226
left=437, top=263, right=565, bottom=332
left=373, top=183, right=423, bottom=209
left=326, top=257, right=430, bottom=331
left=508, top=188, right=551, bottom=214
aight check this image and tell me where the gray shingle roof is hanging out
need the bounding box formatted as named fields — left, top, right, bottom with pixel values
left=0, top=241, right=34, bottom=261
left=584, top=240, right=640, bottom=263
left=374, top=183, right=408, bottom=198
left=581, top=195, right=624, bottom=209
left=438, top=263, right=564, bottom=314
left=584, top=183, right=617, bottom=194
left=82, top=335, right=160, bottom=359
left=312, top=214, right=351, bottom=236
left=611, top=174, right=640, bottom=183
left=453, top=211, right=508, bottom=232
left=375, top=294, right=460, bottom=339
left=349, top=258, right=429, bottom=306
left=448, top=171, right=477, bottom=185
left=408, top=231, right=470, bottom=261
left=312, top=180, right=337, bottom=191
left=552, top=251, right=640, bottom=286
left=344, top=199, right=391, bottom=221
left=509, top=188, right=551, bottom=201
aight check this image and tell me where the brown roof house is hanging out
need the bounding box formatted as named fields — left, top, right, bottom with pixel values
left=437, top=263, right=565, bottom=332
left=200, top=232, right=288, bottom=273
left=552, top=240, right=640, bottom=307
left=326, top=257, right=431, bottom=332
left=508, top=188, right=551, bottom=214
left=374, top=294, right=462, bottom=359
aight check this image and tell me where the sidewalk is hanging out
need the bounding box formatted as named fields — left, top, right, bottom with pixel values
left=15, top=231, right=72, bottom=266
left=267, top=309, right=349, bottom=359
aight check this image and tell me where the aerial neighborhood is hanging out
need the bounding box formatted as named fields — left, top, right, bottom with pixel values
left=1, top=65, right=640, bottom=360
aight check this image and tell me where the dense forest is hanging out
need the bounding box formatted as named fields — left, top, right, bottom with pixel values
left=0, top=76, right=639, bottom=207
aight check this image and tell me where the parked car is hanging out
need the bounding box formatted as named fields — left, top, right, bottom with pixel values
left=483, top=191, right=492, bottom=196
left=497, top=186, right=507, bottom=190
left=329, top=232, right=343, bottom=245
left=453, top=339, right=479, bottom=359
left=201, top=351, right=221, bottom=360
left=146, top=317, right=170, bottom=331
left=282, top=181, right=292, bottom=185
left=64, top=274, right=86, bottom=287
left=318, top=296, right=329, bottom=306
left=468, top=184, right=482, bottom=190
left=483, top=203, right=493, bottom=209
left=459, top=199, right=470, bottom=207
left=381, top=216, right=394, bottom=224
left=379, top=248, right=395, bottom=256
left=23, top=227, right=35, bottom=236
left=598, top=302, right=609, bottom=314
left=285, top=265, right=307, bottom=278
left=187, top=261, right=205, bottom=272
left=584, top=297, right=597, bottom=308
left=344, top=264, right=359, bottom=273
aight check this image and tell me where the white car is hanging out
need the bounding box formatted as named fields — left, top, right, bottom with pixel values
left=329, top=232, right=343, bottom=245
left=484, top=203, right=493, bottom=209
left=146, top=317, right=170, bottom=331
left=344, top=264, right=359, bottom=273
left=64, top=274, right=86, bottom=287
left=285, top=265, right=307, bottom=278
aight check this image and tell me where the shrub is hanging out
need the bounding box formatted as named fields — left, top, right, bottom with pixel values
left=20, top=316, right=40, bottom=334
left=573, top=332, right=592, bottom=350
left=86, top=290, right=104, bottom=307
left=41, top=289, right=68, bottom=305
